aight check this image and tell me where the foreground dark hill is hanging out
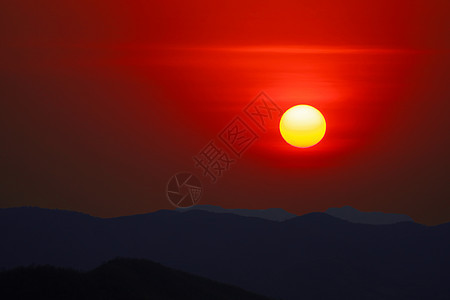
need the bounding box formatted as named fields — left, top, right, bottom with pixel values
left=0, top=258, right=273, bottom=300
left=1, top=207, right=450, bottom=300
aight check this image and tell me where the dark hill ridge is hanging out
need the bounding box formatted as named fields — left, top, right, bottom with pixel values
left=177, top=204, right=297, bottom=221
left=1, top=206, right=450, bottom=300
left=176, top=204, right=415, bottom=225
left=325, top=206, right=414, bottom=224
left=0, top=258, right=273, bottom=300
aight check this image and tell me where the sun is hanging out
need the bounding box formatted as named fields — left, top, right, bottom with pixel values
left=279, top=105, right=326, bottom=148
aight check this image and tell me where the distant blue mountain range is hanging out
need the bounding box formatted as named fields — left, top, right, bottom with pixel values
left=0, top=206, right=449, bottom=300
left=176, top=205, right=296, bottom=221
left=325, top=205, right=414, bottom=224
left=177, top=204, right=414, bottom=225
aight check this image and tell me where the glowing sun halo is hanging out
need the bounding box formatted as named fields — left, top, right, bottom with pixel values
left=279, top=105, right=326, bottom=148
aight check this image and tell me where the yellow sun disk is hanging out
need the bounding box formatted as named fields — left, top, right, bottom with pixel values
left=279, top=105, right=326, bottom=148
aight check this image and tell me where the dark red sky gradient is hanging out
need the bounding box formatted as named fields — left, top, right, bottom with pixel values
left=1, top=0, right=449, bottom=224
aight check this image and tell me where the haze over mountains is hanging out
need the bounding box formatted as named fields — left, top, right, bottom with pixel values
left=1, top=206, right=449, bottom=299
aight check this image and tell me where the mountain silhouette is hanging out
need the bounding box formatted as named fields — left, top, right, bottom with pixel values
left=0, top=258, right=273, bottom=300
left=178, top=204, right=415, bottom=224
left=1, top=206, right=450, bottom=300
left=325, top=206, right=414, bottom=225
left=325, top=206, right=414, bottom=224
left=176, top=204, right=296, bottom=221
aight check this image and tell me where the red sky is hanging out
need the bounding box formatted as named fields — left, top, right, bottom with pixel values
left=1, top=0, right=449, bottom=224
